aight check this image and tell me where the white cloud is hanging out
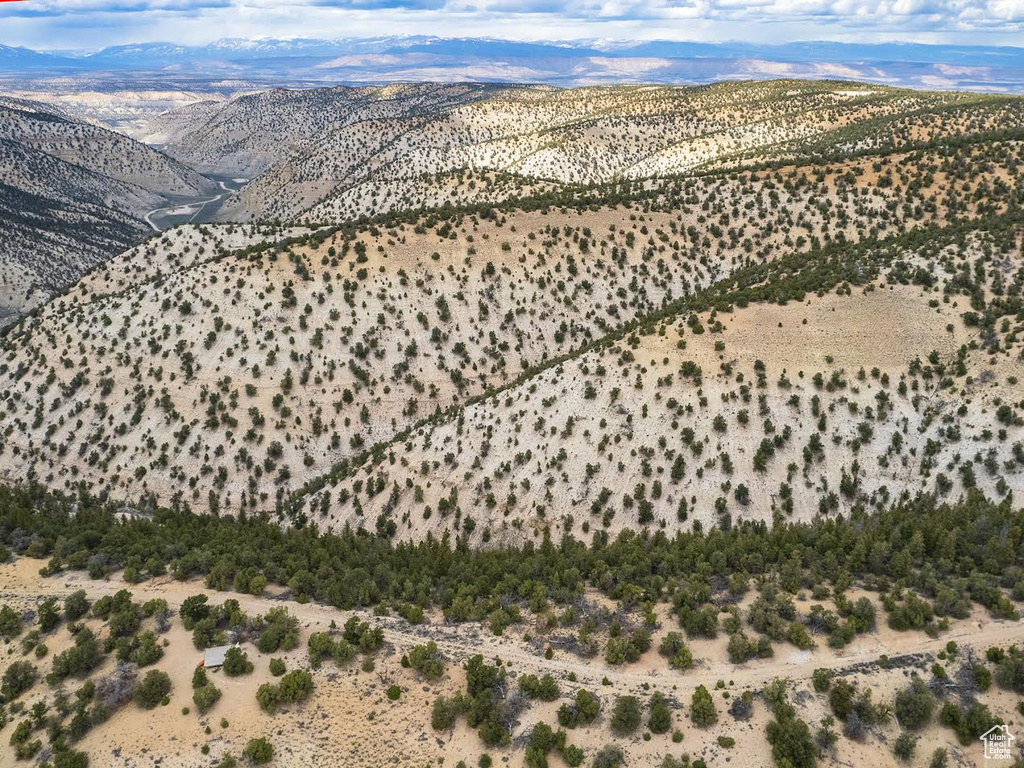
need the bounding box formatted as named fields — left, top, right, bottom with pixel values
left=2, top=0, right=1023, bottom=49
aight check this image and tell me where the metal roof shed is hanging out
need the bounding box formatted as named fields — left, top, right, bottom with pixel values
left=203, top=645, right=233, bottom=668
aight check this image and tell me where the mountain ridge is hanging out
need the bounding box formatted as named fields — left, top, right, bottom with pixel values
left=4, top=37, right=1024, bottom=91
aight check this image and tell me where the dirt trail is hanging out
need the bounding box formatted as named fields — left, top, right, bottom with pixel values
left=3, top=558, right=1022, bottom=697
left=143, top=179, right=233, bottom=231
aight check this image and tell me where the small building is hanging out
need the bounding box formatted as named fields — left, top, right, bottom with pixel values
left=203, top=645, right=234, bottom=669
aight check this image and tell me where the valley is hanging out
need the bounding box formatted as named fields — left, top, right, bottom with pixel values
left=0, top=96, right=219, bottom=321
left=143, top=178, right=247, bottom=232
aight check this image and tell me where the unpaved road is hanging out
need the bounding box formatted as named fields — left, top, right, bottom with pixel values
left=2, top=558, right=1021, bottom=696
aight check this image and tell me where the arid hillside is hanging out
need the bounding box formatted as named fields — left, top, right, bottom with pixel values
left=146, top=82, right=513, bottom=178
left=0, top=97, right=217, bottom=321
left=303, top=224, right=1024, bottom=546
left=0, top=491, right=1021, bottom=768
left=1, top=79, right=1024, bottom=768
left=0, top=126, right=1022, bottom=532
left=141, top=80, right=1024, bottom=224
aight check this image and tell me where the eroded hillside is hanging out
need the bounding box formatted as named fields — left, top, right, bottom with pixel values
left=302, top=222, right=1024, bottom=546
left=149, top=82, right=514, bottom=178
left=1, top=129, right=1021, bottom=530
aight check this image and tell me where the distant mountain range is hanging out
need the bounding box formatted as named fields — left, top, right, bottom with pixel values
left=2, top=37, right=1024, bottom=91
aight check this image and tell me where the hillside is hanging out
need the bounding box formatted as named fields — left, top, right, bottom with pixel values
left=146, top=82, right=513, bottom=178
left=143, top=81, right=1024, bottom=226
left=1, top=105, right=1022, bottom=529
left=2, top=77, right=1024, bottom=768
left=0, top=541, right=1021, bottom=768
left=0, top=97, right=218, bottom=320
left=300, top=219, right=1024, bottom=546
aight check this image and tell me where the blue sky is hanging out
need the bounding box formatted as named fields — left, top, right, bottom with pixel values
left=2, top=0, right=1023, bottom=51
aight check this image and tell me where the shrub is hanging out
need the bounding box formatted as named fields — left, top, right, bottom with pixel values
left=63, top=591, right=90, bottom=621
left=407, top=641, right=445, bottom=681
left=592, top=745, right=625, bottom=768
left=648, top=692, right=672, bottom=734
left=431, top=694, right=465, bottom=731
left=729, top=693, right=754, bottom=721
left=519, top=673, right=559, bottom=701
left=995, top=648, right=1024, bottom=694
left=243, top=737, right=274, bottom=765
left=766, top=712, right=816, bottom=768
left=558, top=689, right=600, bottom=728
left=48, top=629, right=103, bottom=684
left=842, top=711, right=866, bottom=741
left=342, top=616, right=383, bottom=654
left=658, top=632, right=694, bottom=670
left=0, top=605, right=22, bottom=638
left=307, top=632, right=355, bottom=667
left=1, top=661, right=37, bottom=701
left=256, top=683, right=280, bottom=713
left=223, top=647, right=254, bottom=677
left=972, top=664, right=992, bottom=691
left=610, top=695, right=642, bottom=735
left=894, top=679, right=934, bottom=730
left=121, top=631, right=163, bottom=667
left=828, top=678, right=854, bottom=719
left=258, top=670, right=314, bottom=713
left=690, top=685, right=717, bottom=727
left=939, top=700, right=1001, bottom=745
left=764, top=680, right=815, bottom=768
left=134, top=670, right=171, bottom=709
left=811, top=668, right=833, bottom=692
left=893, top=732, right=917, bottom=762
left=193, top=683, right=222, bottom=714
left=562, top=744, right=584, bottom=767
left=53, top=749, right=89, bottom=768
left=38, top=598, right=61, bottom=633
left=95, top=661, right=137, bottom=710
left=179, top=595, right=210, bottom=629
left=256, top=608, right=299, bottom=654
left=269, top=659, right=286, bottom=677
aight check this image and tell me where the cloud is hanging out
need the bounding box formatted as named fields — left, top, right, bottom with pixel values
left=2, top=0, right=1023, bottom=49
left=312, top=0, right=447, bottom=9
left=3, top=0, right=230, bottom=17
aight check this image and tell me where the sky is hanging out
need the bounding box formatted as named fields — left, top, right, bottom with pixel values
left=2, top=0, right=1024, bottom=52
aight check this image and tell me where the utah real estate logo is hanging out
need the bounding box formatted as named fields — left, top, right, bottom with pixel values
left=981, top=724, right=1016, bottom=760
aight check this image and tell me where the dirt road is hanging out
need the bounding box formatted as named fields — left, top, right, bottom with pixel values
left=2, top=558, right=1021, bottom=697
